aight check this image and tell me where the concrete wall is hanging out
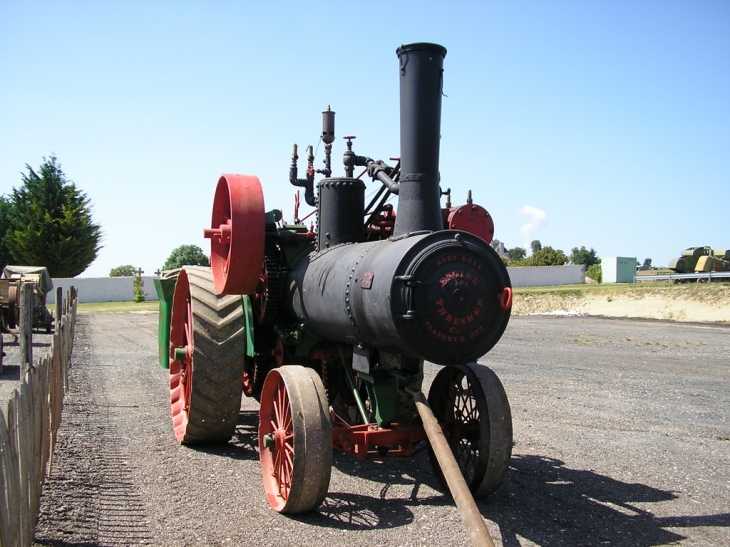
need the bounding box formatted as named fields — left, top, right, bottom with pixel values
left=46, top=277, right=159, bottom=304
left=507, top=265, right=585, bottom=287
left=46, top=265, right=585, bottom=304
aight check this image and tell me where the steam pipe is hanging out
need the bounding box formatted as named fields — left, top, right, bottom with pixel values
left=393, top=42, right=447, bottom=237
left=344, top=150, right=400, bottom=194
left=410, top=388, right=495, bottom=547
left=368, top=160, right=399, bottom=194
left=290, top=144, right=317, bottom=206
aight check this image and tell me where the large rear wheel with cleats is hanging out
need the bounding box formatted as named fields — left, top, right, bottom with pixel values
left=259, top=366, right=332, bottom=513
left=169, top=266, right=246, bottom=444
left=427, top=362, right=512, bottom=498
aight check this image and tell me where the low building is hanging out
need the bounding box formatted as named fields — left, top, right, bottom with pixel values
left=601, top=257, right=638, bottom=283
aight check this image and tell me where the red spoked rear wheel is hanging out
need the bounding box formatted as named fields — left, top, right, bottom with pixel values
left=259, top=366, right=332, bottom=513
left=204, top=174, right=266, bottom=296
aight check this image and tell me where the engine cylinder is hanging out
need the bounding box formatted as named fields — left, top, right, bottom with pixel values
left=285, top=231, right=510, bottom=365
left=316, top=177, right=365, bottom=251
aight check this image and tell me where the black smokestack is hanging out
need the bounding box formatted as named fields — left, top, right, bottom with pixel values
left=393, top=42, right=447, bottom=237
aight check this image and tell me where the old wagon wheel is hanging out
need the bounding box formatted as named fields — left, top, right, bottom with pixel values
left=427, top=362, right=512, bottom=498
left=169, top=266, right=246, bottom=444
left=3, top=281, right=19, bottom=330
left=204, top=174, right=266, bottom=296
left=259, top=366, right=332, bottom=513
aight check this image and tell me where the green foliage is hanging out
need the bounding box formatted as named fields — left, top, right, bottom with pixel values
left=109, top=264, right=145, bottom=301
left=526, top=246, right=568, bottom=266
left=642, top=258, right=652, bottom=269
left=0, top=196, right=13, bottom=270
left=500, top=256, right=510, bottom=266
left=3, top=156, right=101, bottom=277
left=109, top=265, right=137, bottom=277
left=133, top=271, right=146, bottom=302
left=569, top=246, right=600, bottom=268
left=508, top=247, right=527, bottom=261
left=162, top=244, right=210, bottom=270
left=586, top=263, right=602, bottom=283
left=530, top=240, right=542, bottom=254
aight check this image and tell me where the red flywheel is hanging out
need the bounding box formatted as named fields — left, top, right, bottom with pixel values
left=204, top=174, right=266, bottom=295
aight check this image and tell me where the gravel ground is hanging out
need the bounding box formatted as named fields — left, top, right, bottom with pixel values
left=7, top=312, right=728, bottom=546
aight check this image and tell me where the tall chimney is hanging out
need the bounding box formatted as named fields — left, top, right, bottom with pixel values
left=393, top=42, right=447, bottom=237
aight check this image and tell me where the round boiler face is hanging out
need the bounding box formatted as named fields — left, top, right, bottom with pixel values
left=393, top=234, right=510, bottom=365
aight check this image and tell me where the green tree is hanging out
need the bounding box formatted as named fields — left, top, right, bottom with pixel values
left=569, top=246, right=600, bottom=268
left=5, top=156, right=101, bottom=277
left=163, top=244, right=209, bottom=270
left=642, top=258, right=652, bottom=269
left=0, top=196, right=13, bottom=270
left=133, top=270, right=146, bottom=302
left=508, top=247, right=527, bottom=261
left=586, top=263, right=602, bottom=283
left=530, top=240, right=542, bottom=254
left=110, top=265, right=137, bottom=277
left=525, top=246, right=568, bottom=266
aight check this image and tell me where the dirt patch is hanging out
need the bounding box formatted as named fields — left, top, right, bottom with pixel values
left=513, top=284, right=730, bottom=323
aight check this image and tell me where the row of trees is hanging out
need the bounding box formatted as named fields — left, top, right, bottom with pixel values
left=0, top=156, right=101, bottom=278
left=503, top=240, right=602, bottom=281
left=503, top=240, right=653, bottom=281
left=109, top=245, right=209, bottom=277
left=107, top=246, right=209, bottom=303
left=505, top=240, right=599, bottom=268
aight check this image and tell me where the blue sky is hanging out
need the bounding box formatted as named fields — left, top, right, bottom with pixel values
left=1, top=1, right=728, bottom=277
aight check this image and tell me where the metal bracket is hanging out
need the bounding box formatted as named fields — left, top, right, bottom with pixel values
left=352, top=345, right=371, bottom=374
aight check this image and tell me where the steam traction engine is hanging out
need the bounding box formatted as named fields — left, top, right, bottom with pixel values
left=156, top=43, right=514, bottom=518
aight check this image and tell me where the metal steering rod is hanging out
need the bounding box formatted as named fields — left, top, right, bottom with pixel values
left=409, top=388, right=496, bottom=547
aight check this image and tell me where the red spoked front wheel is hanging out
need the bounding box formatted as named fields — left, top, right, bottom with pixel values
left=258, top=366, right=332, bottom=513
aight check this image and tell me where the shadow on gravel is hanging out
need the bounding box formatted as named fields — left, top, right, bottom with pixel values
left=487, top=454, right=730, bottom=547
left=1, top=338, right=52, bottom=348
left=332, top=448, right=444, bottom=490
left=0, top=364, right=20, bottom=381
left=289, top=450, right=454, bottom=531
left=185, top=410, right=260, bottom=460
left=187, top=410, right=729, bottom=545
left=311, top=451, right=730, bottom=544
left=295, top=492, right=416, bottom=530
left=229, top=410, right=260, bottom=457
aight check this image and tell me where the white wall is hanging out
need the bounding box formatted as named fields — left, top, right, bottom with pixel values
left=507, top=265, right=585, bottom=287
left=46, top=277, right=159, bottom=304
left=46, top=266, right=585, bottom=304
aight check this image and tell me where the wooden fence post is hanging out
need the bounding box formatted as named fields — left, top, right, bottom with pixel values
left=19, top=283, right=35, bottom=376
left=54, top=287, right=62, bottom=336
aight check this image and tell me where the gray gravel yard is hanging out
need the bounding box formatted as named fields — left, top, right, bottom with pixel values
left=11, top=312, right=728, bottom=546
